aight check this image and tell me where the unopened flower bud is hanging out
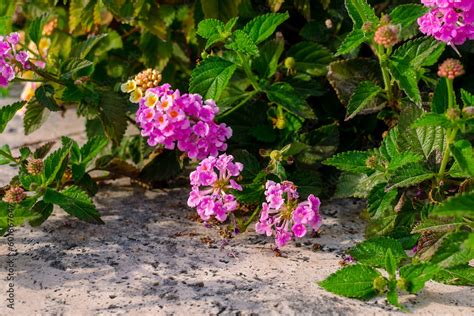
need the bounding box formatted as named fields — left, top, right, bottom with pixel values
left=362, top=22, right=373, bottom=32
left=374, top=24, right=399, bottom=48
left=437, top=59, right=464, bottom=80
left=365, top=155, right=378, bottom=169
left=27, top=158, right=44, bottom=175
left=462, top=106, right=474, bottom=118
left=284, top=57, right=296, bottom=70
left=2, top=186, right=26, bottom=204
left=275, top=116, right=286, bottom=129
left=397, top=278, right=408, bottom=291
left=325, top=19, right=333, bottom=29
left=446, top=108, right=460, bottom=120
left=380, top=14, right=391, bottom=25
left=133, top=68, right=162, bottom=91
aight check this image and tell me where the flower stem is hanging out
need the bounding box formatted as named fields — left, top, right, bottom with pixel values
left=376, top=45, right=393, bottom=103
left=446, top=78, right=455, bottom=109
left=437, top=128, right=457, bottom=182
left=238, top=52, right=260, bottom=92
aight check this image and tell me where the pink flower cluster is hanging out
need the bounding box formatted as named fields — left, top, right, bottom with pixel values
left=255, top=180, right=322, bottom=248
left=187, top=154, right=243, bottom=222
left=0, top=32, right=29, bottom=87
left=418, top=0, right=474, bottom=45
left=136, top=84, right=232, bottom=160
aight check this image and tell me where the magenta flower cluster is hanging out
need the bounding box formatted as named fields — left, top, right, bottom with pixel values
left=187, top=154, right=243, bottom=222
left=418, top=0, right=474, bottom=45
left=0, top=32, right=29, bottom=87
left=255, top=180, right=322, bottom=248
left=135, top=84, right=232, bottom=160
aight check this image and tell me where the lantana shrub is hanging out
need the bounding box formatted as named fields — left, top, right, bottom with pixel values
left=0, top=0, right=473, bottom=311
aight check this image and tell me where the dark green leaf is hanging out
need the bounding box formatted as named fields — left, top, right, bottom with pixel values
left=432, top=78, right=448, bottom=114
left=253, top=37, right=284, bottom=78
left=28, top=201, right=54, bottom=227
left=189, top=56, right=237, bottom=101
left=139, top=151, right=181, bottom=184
left=319, top=264, right=381, bottom=299
left=433, top=193, right=474, bottom=219
left=387, top=163, right=434, bottom=190
left=346, top=81, right=382, bottom=120
left=389, top=4, right=429, bottom=29
left=0, top=101, right=25, bottom=133
left=43, top=186, right=103, bottom=224
left=450, top=140, right=474, bottom=177
left=98, top=90, right=128, bottom=144
left=336, top=29, right=366, bottom=56
left=196, top=18, right=225, bottom=39
left=23, top=99, right=50, bottom=135
left=44, top=140, right=73, bottom=185
left=266, top=82, right=315, bottom=119
left=35, top=85, right=60, bottom=111
left=80, top=136, right=108, bottom=166
left=345, top=0, right=378, bottom=29
left=287, top=42, right=332, bottom=76
left=242, top=12, right=289, bottom=44
left=367, top=184, right=398, bottom=219
left=385, top=248, right=397, bottom=277
left=226, top=30, right=259, bottom=56
left=434, top=265, right=474, bottom=286
left=323, top=150, right=371, bottom=173
left=430, top=232, right=472, bottom=268
left=349, top=237, right=407, bottom=268
left=400, top=263, right=439, bottom=293
left=412, top=113, right=454, bottom=129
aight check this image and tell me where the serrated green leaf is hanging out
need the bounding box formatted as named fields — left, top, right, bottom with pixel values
left=98, top=90, right=128, bottom=144
left=253, top=37, right=284, bottom=78
left=391, top=37, right=445, bottom=70
left=385, top=248, right=397, bottom=277
left=349, top=237, right=407, bottom=268
left=44, top=141, right=73, bottom=185
left=400, top=263, right=439, bottom=294
left=287, top=42, right=332, bottom=76
left=80, top=136, right=108, bottom=166
left=60, top=58, right=94, bottom=80
left=387, top=163, right=434, bottom=190
left=434, top=265, right=474, bottom=286
left=388, top=60, right=420, bottom=104
left=0, top=199, right=43, bottom=235
left=23, top=99, right=50, bottom=135
left=43, top=186, right=103, bottom=224
left=225, top=30, right=259, bottom=56
left=433, top=193, right=474, bottom=219
left=138, top=150, right=181, bottom=183
left=242, top=12, right=289, bottom=44
left=334, top=171, right=385, bottom=199
left=28, top=201, right=54, bottom=227
left=412, top=113, right=454, bottom=129
left=324, top=150, right=371, bottom=173
left=377, top=128, right=399, bottom=161
left=345, top=0, right=378, bottom=29
left=189, top=56, right=237, bottom=101
left=319, top=264, right=381, bottom=299
left=266, top=82, right=315, bottom=119
left=0, top=101, right=25, bottom=133
left=196, top=18, right=225, bottom=39
left=28, top=14, right=47, bottom=46
left=430, top=232, right=473, bottom=268
left=387, top=151, right=423, bottom=172
left=461, top=89, right=474, bottom=107
left=367, top=184, right=398, bottom=219
left=389, top=4, right=429, bottom=29
left=345, top=81, right=382, bottom=120
left=450, top=140, right=474, bottom=177
left=35, top=85, right=60, bottom=111
left=412, top=217, right=464, bottom=233
left=71, top=33, right=108, bottom=59
left=432, top=78, right=449, bottom=114
left=336, top=29, right=366, bottom=56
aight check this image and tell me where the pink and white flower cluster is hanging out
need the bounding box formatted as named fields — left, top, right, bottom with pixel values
left=0, top=32, right=29, bottom=87
left=418, top=0, right=474, bottom=45
left=187, top=154, right=243, bottom=222
left=255, top=180, right=322, bottom=248
left=135, top=84, right=232, bottom=160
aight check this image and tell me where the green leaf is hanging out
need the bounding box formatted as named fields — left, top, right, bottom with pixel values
left=413, top=217, right=464, bottom=233
left=28, top=14, right=47, bottom=46
left=80, top=136, right=108, bottom=166
left=200, top=0, right=241, bottom=21
left=345, top=81, right=382, bottom=120
left=412, top=113, right=454, bottom=129
left=434, top=265, right=474, bottom=286
left=43, top=186, right=103, bottom=224
left=266, top=82, right=315, bottom=119
left=98, top=90, right=128, bottom=144
left=345, top=0, right=378, bottom=29
left=138, top=150, right=181, bottom=184
left=450, top=140, right=474, bottom=177
left=34, top=141, right=55, bottom=159
left=189, top=56, right=237, bottom=101
left=28, top=201, right=54, bottom=227
left=391, top=37, right=445, bottom=70
left=323, top=150, right=371, bottom=173
left=225, top=30, right=259, bottom=56
left=430, top=232, right=472, bottom=268
left=253, top=37, right=284, bottom=78
left=35, top=85, right=60, bottom=111
left=71, top=33, right=108, bottom=59
left=0, top=144, right=13, bottom=165
left=461, top=89, right=474, bottom=107
left=287, top=42, right=332, bottom=76
left=196, top=18, right=225, bottom=39
left=387, top=151, right=423, bottom=172
left=334, top=172, right=385, bottom=199
left=389, top=4, right=429, bottom=29
left=242, top=12, right=289, bottom=44
left=336, top=29, right=366, bottom=56
left=44, top=140, right=73, bottom=185
left=432, top=79, right=449, bottom=114
left=60, top=58, right=94, bottom=80
left=0, top=101, right=25, bottom=133
left=433, top=193, right=474, bottom=219
left=349, top=237, right=407, bottom=268
left=0, top=199, right=43, bottom=235
left=400, top=263, right=439, bottom=294
left=386, top=280, right=400, bottom=309
left=367, top=184, right=398, bottom=219
left=387, top=163, right=434, bottom=190
left=385, top=248, right=397, bottom=277
left=388, top=60, right=420, bottom=104
left=23, top=99, right=50, bottom=135
left=319, top=264, right=381, bottom=299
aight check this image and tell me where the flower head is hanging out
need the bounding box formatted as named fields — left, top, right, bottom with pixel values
left=255, top=180, right=322, bottom=248
left=27, top=158, right=44, bottom=176
left=0, top=32, right=30, bottom=87
left=2, top=186, right=26, bottom=204
left=188, top=154, right=243, bottom=222
left=437, top=58, right=465, bottom=79
left=374, top=24, right=399, bottom=48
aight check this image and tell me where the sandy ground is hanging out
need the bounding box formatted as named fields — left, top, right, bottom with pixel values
left=0, top=91, right=473, bottom=315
